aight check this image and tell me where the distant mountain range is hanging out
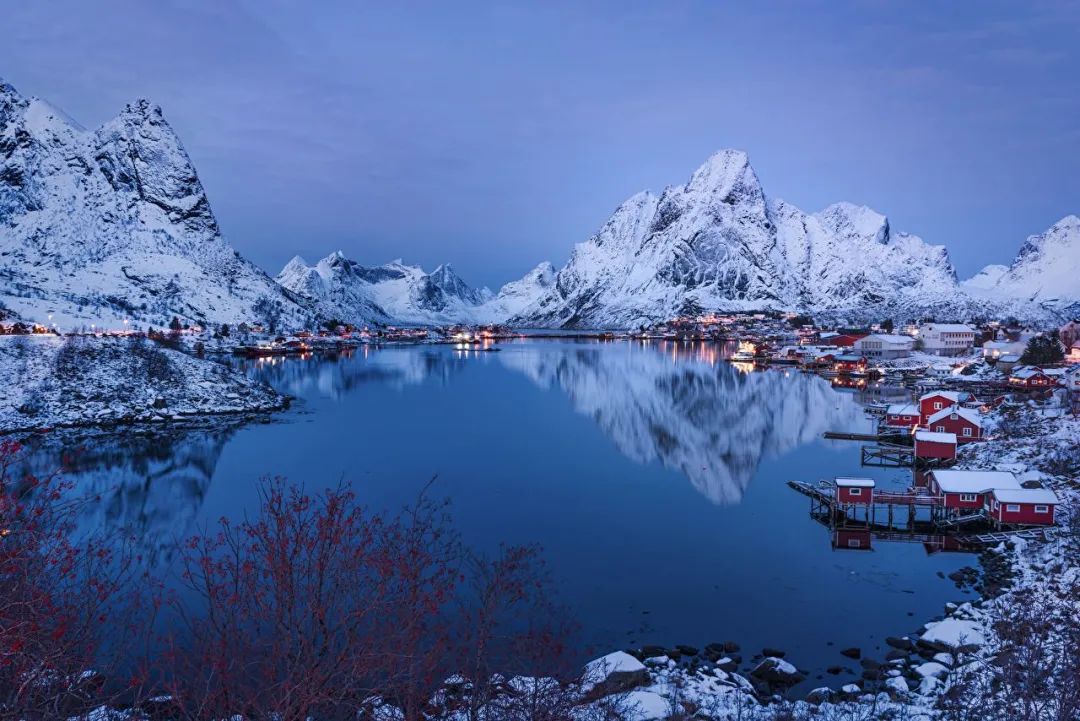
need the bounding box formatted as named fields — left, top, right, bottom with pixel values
left=1, top=79, right=1076, bottom=329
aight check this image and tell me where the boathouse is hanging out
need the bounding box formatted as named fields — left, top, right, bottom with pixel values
left=883, top=403, right=920, bottom=429
left=988, top=488, right=1058, bottom=526
left=914, top=430, right=957, bottom=461
left=918, top=390, right=974, bottom=426
left=925, top=406, right=984, bottom=442
left=927, top=470, right=1021, bottom=511
left=835, top=477, right=874, bottom=505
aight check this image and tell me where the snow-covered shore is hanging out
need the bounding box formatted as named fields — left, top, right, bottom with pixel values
left=558, top=398, right=1079, bottom=720
left=0, top=335, right=287, bottom=433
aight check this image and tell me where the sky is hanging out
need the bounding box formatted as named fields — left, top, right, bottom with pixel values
left=2, top=0, right=1079, bottom=289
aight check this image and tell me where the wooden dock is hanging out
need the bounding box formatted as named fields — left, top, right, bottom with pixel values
left=824, top=431, right=910, bottom=443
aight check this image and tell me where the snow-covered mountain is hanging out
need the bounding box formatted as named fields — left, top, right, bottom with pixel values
left=964, top=216, right=1080, bottom=318
left=0, top=78, right=311, bottom=330
left=512, top=150, right=978, bottom=328
left=276, top=251, right=496, bottom=325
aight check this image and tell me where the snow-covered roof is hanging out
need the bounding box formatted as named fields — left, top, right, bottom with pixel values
left=836, top=477, right=875, bottom=488
left=915, top=430, right=957, bottom=444
left=834, top=353, right=862, bottom=361
left=931, top=470, right=1020, bottom=494
left=857, top=334, right=914, bottom=345
left=921, top=324, right=975, bottom=333
left=991, top=487, right=1059, bottom=505
left=999, top=354, right=1021, bottom=362
left=1010, top=366, right=1049, bottom=379
left=927, top=405, right=982, bottom=426
left=886, top=403, right=919, bottom=415
left=919, top=390, right=968, bottom=403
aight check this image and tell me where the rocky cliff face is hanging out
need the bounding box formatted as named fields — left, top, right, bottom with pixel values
left=513, top=150, right=970, bottom=328
left=0, top=78, right=311, bottom=330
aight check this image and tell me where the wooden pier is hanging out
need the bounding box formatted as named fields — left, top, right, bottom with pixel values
left=823, top=431, right=910, bottom=444
left=860, top=443, right=914, bottom=467
left=788, top=480, right=1055, bottom=550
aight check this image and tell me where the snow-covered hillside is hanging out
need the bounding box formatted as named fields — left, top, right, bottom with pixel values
left=0, top=78, right=312, bottom=330
left=511, top=150, right=1014, bottom=328
left=0, top=334, right=285, bottom=432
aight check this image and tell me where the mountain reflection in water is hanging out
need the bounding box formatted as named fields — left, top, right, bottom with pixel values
left=243, top=340, right=870, bottom=505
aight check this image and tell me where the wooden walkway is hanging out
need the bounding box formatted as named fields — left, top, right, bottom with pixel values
left=824, top=431, right=910, bottom=443
left=957, top=528, right=1050, bottom=545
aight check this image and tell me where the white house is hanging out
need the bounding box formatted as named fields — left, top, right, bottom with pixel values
left=853, top=334, right=915, bottom=359
left=982, top=338, right=1027, bottom=360
left=917, top=323, right=976, bottom=356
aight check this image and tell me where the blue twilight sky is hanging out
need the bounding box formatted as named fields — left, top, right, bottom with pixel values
left=2, top=1, right=1078, bottom=289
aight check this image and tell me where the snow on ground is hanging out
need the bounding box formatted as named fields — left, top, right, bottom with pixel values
left=0, top=334, right=286, bottom=433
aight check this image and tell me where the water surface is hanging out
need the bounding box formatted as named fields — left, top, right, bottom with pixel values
left=22, top=339, right=974, bottom=684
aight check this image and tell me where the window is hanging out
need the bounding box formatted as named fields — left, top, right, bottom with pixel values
left=934, top=401, right=942, bottom=410
left=936, top=426, right=946, bottom=433
left=963, top=427, right=973, bottom=437
left=1006, top=504, right=1021, bottom=512
left=847, top=539, right=862, bottom=548
left=849, top=488, right=862, bottom=496
left=960, top=494, right=978, bottom=502
left=1035, top=505, right=1049, bottom=514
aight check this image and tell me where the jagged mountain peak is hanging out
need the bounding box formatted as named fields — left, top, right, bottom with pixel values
left=686, top=148, right=755, bottom=194
left=0, top=82, right=312, bottom=328
left=513, top=150, right=967, bottom=328
left=814, top=202, right=890, bottom=244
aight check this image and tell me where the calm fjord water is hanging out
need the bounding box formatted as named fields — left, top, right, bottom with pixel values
left=33, top=340, right=974, bottom=681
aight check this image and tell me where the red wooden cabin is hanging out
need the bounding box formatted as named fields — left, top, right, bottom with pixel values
left=833, top=354, right=868, bottom=374
left=926, top=406, right=983, bottom=442
left=883, top=403, right=920, bottom=429
left=927, top=470, right=1020, bottom=511
left=835, top=477, right=874, bottom=505
left=914, top=430, right=957, bottom=461
left=987, top=488, right=1058, bottom=526
left=918, top=390, right=975, bottom=426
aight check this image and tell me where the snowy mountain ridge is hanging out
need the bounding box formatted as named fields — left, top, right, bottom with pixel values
left=510, top=149, right=1077, bottom=328
left=275, top=251, right=559, bottom=326
left=0, top=78, right=312, bottom=330
left=2, top=77, right=1075, bottom=330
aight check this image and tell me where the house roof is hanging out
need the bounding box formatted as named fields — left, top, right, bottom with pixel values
left=921, top=324, right=975, bottom=333
left=931, top=470, right=1020, bottom=494
left=991, top=487, right=1059, bottom=504
left=1011, top=366, right=1049, bottom=379
left=927, top=405, right=983, bottom=427
left=834, top=354, right=863, bottom=361
left=836, top=477, right=875, bottom=488
left=999, top=354, right=1021, bottom=362
left=886, top=403, right=919, bottom=415
left=919, top=390, right=970, bottom=403
left=857, top=334, right=915, bottom=345
left=915, top=430, right=957, bottom=444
